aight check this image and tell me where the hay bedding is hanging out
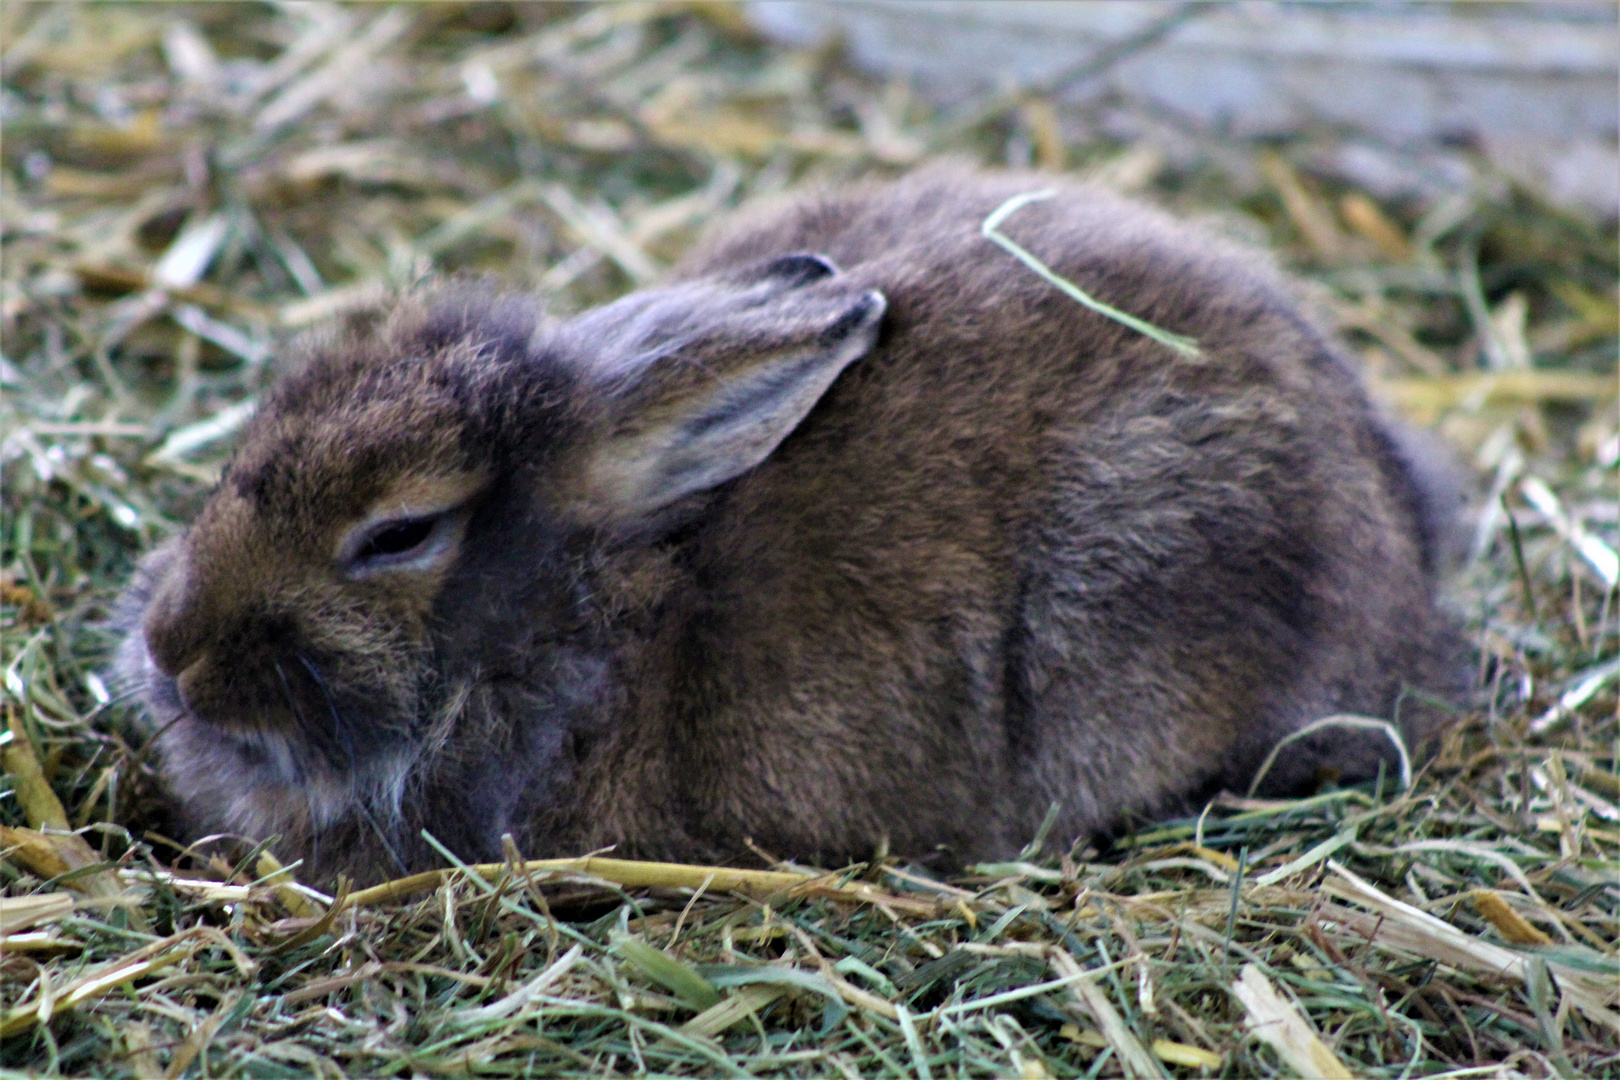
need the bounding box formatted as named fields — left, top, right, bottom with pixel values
left=0, top=4, right=1615, bottom=1076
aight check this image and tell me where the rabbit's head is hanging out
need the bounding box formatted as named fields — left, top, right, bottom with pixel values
left=117, top=254, right=884, bottom=865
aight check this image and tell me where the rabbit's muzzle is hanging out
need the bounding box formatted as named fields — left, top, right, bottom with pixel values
left=156, top=630, right=404, bottom=779
left=133, top=550, right=427, bottom=786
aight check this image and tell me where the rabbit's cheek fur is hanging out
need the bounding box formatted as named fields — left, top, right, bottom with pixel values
left=123, top=622, right=429, bottom=846
left=123, top=522, right=442, bottom=842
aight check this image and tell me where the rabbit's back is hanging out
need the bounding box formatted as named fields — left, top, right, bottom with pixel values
left=553, top=172, right=1464, bottom=861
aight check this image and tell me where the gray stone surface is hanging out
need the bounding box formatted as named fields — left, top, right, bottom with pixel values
left=749, top=0, right=1618, bottom=216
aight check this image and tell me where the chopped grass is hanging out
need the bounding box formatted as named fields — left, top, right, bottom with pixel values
left=2, top=4, right=1616, bottom=1076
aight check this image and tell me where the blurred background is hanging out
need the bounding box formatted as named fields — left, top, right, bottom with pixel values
left=755, top=0, right=1618, bottom=220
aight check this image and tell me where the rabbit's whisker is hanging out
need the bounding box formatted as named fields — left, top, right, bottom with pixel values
left=270, top=658, right=316, bottom=778
left=130, top=711, right=191, bottom=773
left=272, top=657, right=325, bottom=862
left=355, top=801, right=408, bottom=876
left=288, top=655, right=353, bottom=773
left=297, top=654, right=409, bottom=877
left=82, top=684, right=148, bottom=727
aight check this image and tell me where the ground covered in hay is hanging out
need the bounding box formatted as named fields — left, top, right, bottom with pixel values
left=1, top=4, right=1616, bottom=1077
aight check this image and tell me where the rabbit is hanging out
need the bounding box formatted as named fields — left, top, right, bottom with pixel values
left=114, top=169, right=1468, bottom=885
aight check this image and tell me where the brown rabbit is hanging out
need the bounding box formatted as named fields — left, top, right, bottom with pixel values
left=115, top=170, right=1467, bottom=884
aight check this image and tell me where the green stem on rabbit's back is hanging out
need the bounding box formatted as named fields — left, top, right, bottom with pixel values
left=982, top=190, right=1203, bottom=358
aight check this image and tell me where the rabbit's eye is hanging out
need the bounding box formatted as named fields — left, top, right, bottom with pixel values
left=344, top=513, right=453, bottom=575
left=360, top=518, right=436, bottom=559
left=339, top=473, right=487, bottom=576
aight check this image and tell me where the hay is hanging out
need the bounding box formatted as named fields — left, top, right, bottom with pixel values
left=2, top=3, right=1615, bottom=1076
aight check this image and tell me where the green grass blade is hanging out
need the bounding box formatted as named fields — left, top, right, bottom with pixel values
left=982, top=190, right=1202, bottom=358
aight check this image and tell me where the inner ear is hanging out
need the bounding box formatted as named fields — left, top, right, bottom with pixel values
left=579, top=285, right=886, bottom=519
left=753, top=253, right=838, bottom=288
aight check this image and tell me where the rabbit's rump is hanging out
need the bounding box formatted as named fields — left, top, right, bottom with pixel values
left=115, top=170, right=1467, bottom=883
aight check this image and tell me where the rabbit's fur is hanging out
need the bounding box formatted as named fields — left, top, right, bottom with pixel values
left=116, top=170, right=1467, bottom=884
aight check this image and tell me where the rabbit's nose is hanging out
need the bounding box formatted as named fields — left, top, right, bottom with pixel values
left=173, top=655, right=214, bottom=716
left=141, top=573, right=208, bottom=678
left=144, top=616, right=205, bottom=680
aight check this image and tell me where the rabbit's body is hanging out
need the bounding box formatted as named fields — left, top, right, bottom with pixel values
left=117, top=171, right=1466, bottom=882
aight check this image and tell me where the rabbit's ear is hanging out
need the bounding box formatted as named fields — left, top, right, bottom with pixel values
left=580, top=280, right=886, bottom=518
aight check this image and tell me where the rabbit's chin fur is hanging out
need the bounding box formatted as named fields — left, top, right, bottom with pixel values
left=116, top=604, right=416, bottom=853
